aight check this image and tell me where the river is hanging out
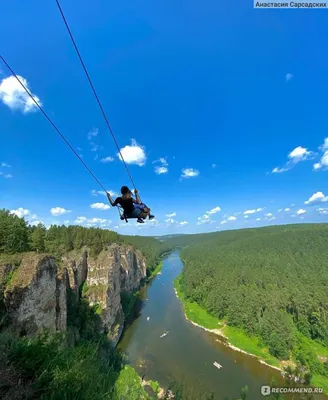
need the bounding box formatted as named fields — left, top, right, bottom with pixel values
left=118, top=251, right=328, bottom=400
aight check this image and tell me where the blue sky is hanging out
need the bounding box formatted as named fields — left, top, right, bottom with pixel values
left=1, top=1, right=328, bottom=236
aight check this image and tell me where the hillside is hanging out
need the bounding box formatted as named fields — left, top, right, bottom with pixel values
left=178, top=224, right=328, bottom=386
left=0, top=209, right=172, bottom=399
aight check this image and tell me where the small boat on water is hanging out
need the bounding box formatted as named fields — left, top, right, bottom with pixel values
left=160, top=331, right=169, bottom=338
left=213, top=361, right=222, bottom=369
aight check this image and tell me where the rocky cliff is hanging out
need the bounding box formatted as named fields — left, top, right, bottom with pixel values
left=0, top=244, right=147, bottom=345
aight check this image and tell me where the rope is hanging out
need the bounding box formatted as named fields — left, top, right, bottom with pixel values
left=0, top=55, right=110, bottom=195
left=55, top=0, right=138, bottom=194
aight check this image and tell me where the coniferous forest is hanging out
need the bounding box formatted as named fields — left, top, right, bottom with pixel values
left=179, top=224, right=328, bottom=378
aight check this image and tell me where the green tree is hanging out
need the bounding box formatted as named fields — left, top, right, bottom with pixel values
left=0, top=209, right=29, bottom=253
left=30, top=223, right=46, bottom=252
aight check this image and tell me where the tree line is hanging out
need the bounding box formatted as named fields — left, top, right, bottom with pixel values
left=179, top=224, right=328, bottom=380
left=0, top=209, right=170, bottom=274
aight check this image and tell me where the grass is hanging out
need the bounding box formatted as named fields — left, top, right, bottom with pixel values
left=174, top=275, right=221, bottom=330
left=174, top=274, right=280, bottom=368
left=114, top=365, right=151, bottom=400
left=223, top=326, right=280, bottom=367
left=148, top=261, right=163, bottom=279
left=312, top=374, right=328, bottom=395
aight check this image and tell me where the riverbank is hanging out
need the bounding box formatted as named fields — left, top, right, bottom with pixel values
left=174, top=275, right=328, bottom=394
left=174, top=275, right=282, bottom=371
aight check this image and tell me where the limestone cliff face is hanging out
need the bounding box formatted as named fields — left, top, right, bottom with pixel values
left=86, top=245, right=147, bottom=345
left=0, top=245, right=147, bottom=344
left=1, top=254, right=68, bottom=335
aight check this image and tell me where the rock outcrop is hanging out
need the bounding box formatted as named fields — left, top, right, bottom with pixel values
left=0, top=245, right=147, bottom=344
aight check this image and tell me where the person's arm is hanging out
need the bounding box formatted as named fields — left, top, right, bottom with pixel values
left=133, top=189, right=141, bottom=204
left=107, top=192, right=118, bottom=207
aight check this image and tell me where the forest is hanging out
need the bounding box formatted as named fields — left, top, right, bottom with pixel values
left=179, top=224, right=328, bottom=380
left=0, top=208, right=170, bottom=274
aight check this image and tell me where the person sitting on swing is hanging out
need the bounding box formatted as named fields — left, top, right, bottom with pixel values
left=107, top=186, right=154, bottom=223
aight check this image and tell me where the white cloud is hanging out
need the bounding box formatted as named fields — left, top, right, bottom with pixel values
left=92, top=189, right=117, bottom=197
left=30, top=220, right=44, bottom=226
left=179, top=221, right=188, bottom=226
left=284, top=208, right=291, bottom=212
left=268, top=216, right=276, bottom=221
left=0, top=75, right=42, bottom=113
left=90, top=202, right=110, bottom=210
left=207, top=206, right=221, bottom=215
left=244, top=215, right=249, bottom=219
left=313, top=151, right=328, bottom=171
left=244, top=208, right=263, bottom=215
left=87, top=128, right=98, bottom=140
left=297, top=209, right=306, bottom=215
left=50, top=207, right=71, bottom=216
left=285, top=73, right=293, bottom=82
left=228, top=216, right=237, bottom=221
left=165, top=218, right=175, bottom=224
left=264, top=213, right=273, bottom=217
left=166, top=212, right=176, bottom=218
left=181, top=168, right=199, bottom=178
left=197, top=214, right=211, bottom=225
left=10, top=208, right=29, bottom=218
left=256, top=218, right=261, bottom=221
left=272, top=167, right=289, bottom=174
left=100, top=156, right=114, bottom=163
left=74, top=216, right=111, bottom=226
left=278, top=209, right=283, bottom=212
left=118, top=139, right=146, bottom=166
left=155, top=166, right=168, bottom=175
left=320, top=137, right=328, bottom=152
left=317, top=208, right=328, bottom=215
left=75, top=216, right=87, bottom=224
left=1, top=162, right=10, bottom=168
left=304, top=192, right=328, bottom=205
left=220, top=220, right=227, bottom=225
left=272, top=146, right=314, bottom=173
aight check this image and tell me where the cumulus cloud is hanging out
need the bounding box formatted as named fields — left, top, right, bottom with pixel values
left=10, top=208, right=29, bottom=218
left=228, top=216, right=237, bottom=221
left=100, top=156, right=114, bottom=163
left=118, top=139, right=146, bottom=166
left=220, top=220, right=227, bottom=225
left=181, top=168, right=199, bottom=178
left=197, top=214, right=211, bottom=225
left=243, top=208, right=263, bottom=215
left=297, top=209, right=306, bottom=215
left=179, top=221, right=188, bottom=226
left=0, top=75, right=42, bottom=113
left=272, top=146, right=314, bottom=173
left=207, top=206, right=221, bottom=215
left=284, top=208, right=291, bottom=212
left=317, top=208, right=328, bottom=215
left=304, top=192, right=328, bottom=205
left=285, top=73, right=293, bottom=82
left=166, top=212, right=176, bottom=218
left=153, top=157, right=169, bottom=175
left=74, top=216, right=111, bottom=227
left=165, top=218, right=175, bottom=224
left=50, top=207, right=71, bottom=216
left=90, top=202, right=110, bottom=210
left=256, top=218, right=261, bottom=221
left=313, top=138, right=328, bottom=171
left=155, top=166, right=168, bottom=175
left=264, top=213, right=273, bottom=217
